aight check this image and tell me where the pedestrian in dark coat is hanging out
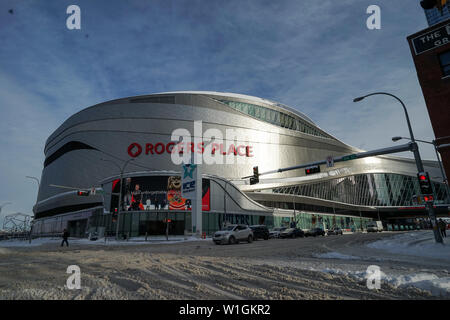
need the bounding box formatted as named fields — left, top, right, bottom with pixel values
left=438, top=219, right=447, bottom=238
left=61, top=229, right=69, bottom=247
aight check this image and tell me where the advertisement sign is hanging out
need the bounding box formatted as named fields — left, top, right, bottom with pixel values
left=110, top=175, right=210, bottom=212
left=181, top=164, right=197, bottom=198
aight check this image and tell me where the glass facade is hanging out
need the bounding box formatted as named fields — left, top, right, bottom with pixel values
left=217, top=99, right=331, bottom=139
left=89, top=210, right=269, bottom=237
left=272, top=173, right=448, bottom=207
left=88, top=207, right=373, bottom=237
left=424, top=6, right=450, bottom=26
left=273, top=212, right=372, bottom=231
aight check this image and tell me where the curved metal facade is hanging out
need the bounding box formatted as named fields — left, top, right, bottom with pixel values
left=34, top=91, right=445, bottom=220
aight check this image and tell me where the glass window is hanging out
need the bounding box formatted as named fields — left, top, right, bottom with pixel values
left=280, top=113, right=286, bottom=127
left=255, top=105, right=261, bottom=118
left=289, top=116, right=295, bottom=129
left=217, top=99, right=329, bottom=138
left=248, top=104, right=255, bottom=116
left=270, top=110, right=276, bottom=123
left=439, top=51, right=450, bottom=77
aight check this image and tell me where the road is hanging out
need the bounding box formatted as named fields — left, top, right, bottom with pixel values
left=0, top=231, right=447, bottom=299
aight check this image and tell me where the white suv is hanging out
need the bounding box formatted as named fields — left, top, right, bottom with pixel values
left=213, top=224, right=254, bottom=245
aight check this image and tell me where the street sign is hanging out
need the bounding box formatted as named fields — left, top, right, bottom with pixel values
left=411, top=22, right=450, bottom=55
left=342, top=154, right=357, bottom=161
left=181, top=162, right=202, bottom=235
left=326, top=156, right=334, bottom=168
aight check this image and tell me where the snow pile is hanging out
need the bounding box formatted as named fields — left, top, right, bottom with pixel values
left=319, top=267, right=450, bottom=297
left=388, top=274, right=450, bottom=297
left=314, top=252, right=360, bottom=260
left=367, top=231, right=450, bottom=261
left=319, top=267, right=367, bottom=280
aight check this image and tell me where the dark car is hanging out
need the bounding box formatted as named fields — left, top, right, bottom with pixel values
left=280, top=228, right=305, bottom=238
left=269, top=227, right=287, bottom=238
left=249, top=225, right=270, bottom=240
left=327, top=227, right=343, bottom=235
left=305, top=228, right=325, bottom=237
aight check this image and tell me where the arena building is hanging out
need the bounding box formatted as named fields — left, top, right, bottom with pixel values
left=31, top=92, right=448, bottom=237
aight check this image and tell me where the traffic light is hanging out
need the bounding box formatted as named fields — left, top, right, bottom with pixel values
left=250, top=166, right=259, bottom=185
left=417, top=172, right=433, bottom=195
left=77, top=190, right=90, bottom=196
left=423, top=195, right=434, bottom=203
left=112, top=208, right=118, bottom=222
left=305, top=165, right=320, bottom=175
left=420, top=0, right=447, bottom=12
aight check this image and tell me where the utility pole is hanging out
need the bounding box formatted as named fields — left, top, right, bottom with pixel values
left=101, top=158, right=134, bottom=240
left=26, top=176, right=40, bottom=243
left=354, top=92, right=443, bottom=243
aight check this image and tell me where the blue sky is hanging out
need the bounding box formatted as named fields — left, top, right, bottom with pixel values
left=0, top=0, right=439, bottom=222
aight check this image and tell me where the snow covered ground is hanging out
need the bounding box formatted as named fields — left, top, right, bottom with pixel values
left=0, top=235, right=210, bottom=247
left=309, top=231, right=450, bottom=297
left=314, top=252, right=360, bottom=260
left=367, top=231, right=450, bottom=261
left=318, top=267, right=450, bottom=297
left=0, top=231, right=448, bottom=299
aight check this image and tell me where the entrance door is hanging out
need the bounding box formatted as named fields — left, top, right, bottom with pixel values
left=68, top=219, right=88, bottom=238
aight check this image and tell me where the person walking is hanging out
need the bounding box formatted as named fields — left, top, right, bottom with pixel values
left=438, top=219, right=447, bottom=238
left=61, top=228, right=69, bottom=247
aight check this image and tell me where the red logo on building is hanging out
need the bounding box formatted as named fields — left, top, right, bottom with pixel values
left=127, top=143, right=143, bottom=158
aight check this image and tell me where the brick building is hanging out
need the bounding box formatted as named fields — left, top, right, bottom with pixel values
left=407, top=19, right=450, bottom=184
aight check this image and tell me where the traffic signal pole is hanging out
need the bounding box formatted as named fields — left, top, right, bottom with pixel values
left=244, top=142, right=444, bottom=243
left=411, top=142, right=443, bottom=243
left=101, top=158, right=134, bottom=240
left=243, top=142, right=414, bottom=179
left=354, top=92, right=443, bottom=244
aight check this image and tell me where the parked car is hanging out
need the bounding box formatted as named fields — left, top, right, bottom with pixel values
left=213, top=224, right=254, bottom=245
left=367, top=221, right=384, bottom=232
left=280, top=228, right=304, bottom=238
left=249, top=225, right=270, bottom=240
left=269, top=227, right=287, bottom=238
left=305, top=228, right=325, bottom=237
left=327, top=227, right=343, bottom=235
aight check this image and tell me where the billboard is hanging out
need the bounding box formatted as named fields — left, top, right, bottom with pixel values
left=110, top=175, right=210, bottom=212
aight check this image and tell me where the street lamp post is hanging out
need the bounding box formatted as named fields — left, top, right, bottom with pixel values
left=354, top=92, right=443, bottom=243
left=392, top=136, right=450, bottom=202
left=25, top=176, right=40, bottom=243
left=101, top=158, right=135, bottom=240
left=25, top=176, right=40, bottom=188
